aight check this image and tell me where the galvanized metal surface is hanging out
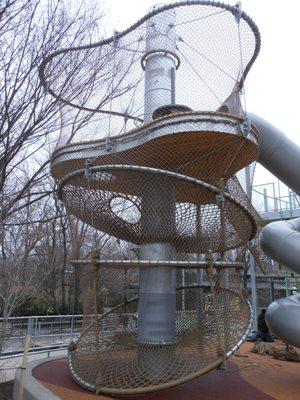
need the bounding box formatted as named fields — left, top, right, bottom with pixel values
left=253, top=113, right=300, bottom=347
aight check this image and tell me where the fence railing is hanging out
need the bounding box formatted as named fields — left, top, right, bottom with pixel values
left=0, top=311, right=138, bottom=359
left=252, top=183, right=300, bottom=215
left=0, top=314, right=91, bottom=358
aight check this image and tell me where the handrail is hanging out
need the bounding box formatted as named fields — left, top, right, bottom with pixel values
left=252, top=186, right=300, bottom=214
left=0, top=345, right=68, bottom=361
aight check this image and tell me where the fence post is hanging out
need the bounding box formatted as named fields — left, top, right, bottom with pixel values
left=263, top=188, right=269, bottom=212
left=70, top=315, right=74, bottom=341
left=17, top=317, right=33, bottom=400
left=248, top=251, right=258, bottom=331
left=270, top=278, right=275, bottom=303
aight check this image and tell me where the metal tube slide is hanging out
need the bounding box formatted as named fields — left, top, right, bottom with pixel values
left=249, top=113, right=300, bottom=194
left=259, top=218, right=300, bottom=275
left=249, top=113, right=300, bottom=347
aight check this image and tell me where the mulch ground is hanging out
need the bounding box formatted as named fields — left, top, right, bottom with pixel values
left=232, top=342, right=300, bottom=400
left=31, top=341, right=300, bottom=400
left=0, top=381, right=13, bottom=400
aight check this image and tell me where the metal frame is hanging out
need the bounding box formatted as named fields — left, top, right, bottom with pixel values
left=70, top=259, right=245, bottom=269
left=51, top=111, right=259, bottom=170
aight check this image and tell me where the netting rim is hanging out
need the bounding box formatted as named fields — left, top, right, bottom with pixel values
left=39, top=1, right=261, bottom=118
left=51, top=111, right=259, bottom=171
left=141, top=49, right=181, bottom=70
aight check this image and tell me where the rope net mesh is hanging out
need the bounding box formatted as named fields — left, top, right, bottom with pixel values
left=41, top=1, right=260, bottom=145
left=40, top=1, right=262, bottom=394
left=60, top=166, right=256, bottom=254
left=70, top=271, right=250, bottom=394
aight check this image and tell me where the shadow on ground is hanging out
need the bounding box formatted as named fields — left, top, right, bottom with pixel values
left=0, top=381, right=13, bottom=400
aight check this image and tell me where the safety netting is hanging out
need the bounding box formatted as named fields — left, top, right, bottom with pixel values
left=69, top=270, right=251, bottom=394
left=40, top=1, right=260, bottom=145
left=40, top=0, right=262, bottom=394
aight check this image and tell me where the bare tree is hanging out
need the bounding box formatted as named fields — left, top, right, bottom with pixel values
left=0, top=0, right=106, bottom=353
left=0, top=0, right=137, bottom=335
left=0, top=0, right=103, bottom=224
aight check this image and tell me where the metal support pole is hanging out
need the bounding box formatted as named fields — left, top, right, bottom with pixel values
left=182, top=268, right=186, bottom=310
left=285, top=276, right=289, bottom=297
left=249, top=252, right=258, bottom=331
left=270, top=278, right=275, bottom=303
left=263, top=188, right=269, bottom=212
left=137, top=6, right=178, bottom=344
left=245, top=165, right=258, bottom=331
left=70, top=314, right=74, bottom=341
left=196, top=206, right=203, bottom=284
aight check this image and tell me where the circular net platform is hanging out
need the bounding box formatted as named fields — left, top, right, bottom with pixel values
left=69, top=277, right=251, bottom=395
left=58, top=165, right=256, bottom=254
left=39, top=0, right=261, bottom=395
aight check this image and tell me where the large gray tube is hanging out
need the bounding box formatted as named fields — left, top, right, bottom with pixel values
left=249, top=113, right=300, bottom=194
left=263, top=294, right=300, bottom=348
left=260, top=218, right=300, bottom=275
left=250, top=112, right=300, bottom=274
left=250, top=113, right=300, bottom=347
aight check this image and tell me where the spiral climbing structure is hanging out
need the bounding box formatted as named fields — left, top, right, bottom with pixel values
left=40, top=1, right=261, bottom=395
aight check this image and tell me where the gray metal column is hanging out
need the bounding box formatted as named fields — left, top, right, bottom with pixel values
left=249, top=251, right=258, bottom=331
left=143, top=6, right=177, bottom=122
left=245, top=163, right=258, bottom=331
left=137, top=6, right=178, bottom=343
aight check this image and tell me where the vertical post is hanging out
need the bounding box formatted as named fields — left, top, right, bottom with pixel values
left=182, top=269, right=186, bottom=310
left=245, top=166, right=258, bottom=331
left=17, top=318, right=33, bottom=400
left=263, top=188, right=269, bottom=212
left=31, top=317, right=36, bottom=349
left=285, top=276, right=289, bottom=297
left=196, top=206, right=204, bottom=286
left=277, top=178, right=283, bottom=219
left=137, top=6, right=178, bottom=344
left=91, top=250, right=100, bottom=358
left=70, top=315, right=74, bottom=341
left=249, top=252, right=258, bottom=331
left=270, top=278, right=275, bottom=303
left=289, top=191, right=293, bottom=215
left=170, top=67, right=175, bottom=105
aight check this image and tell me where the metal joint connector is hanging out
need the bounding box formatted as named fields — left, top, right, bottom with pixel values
left=113, top=30, right=119, bottom=46
left=84, top=160, right=93, bottom=181
left=215, top=192, right=224, bottom=202
left=105, top=137, right=113, bottom=152
left=233, top=1, right=242, bottom=23
left=240, top=118, right=251, bottom=137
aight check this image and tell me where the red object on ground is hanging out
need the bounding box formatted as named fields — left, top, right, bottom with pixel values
left=32, top=343, right=300, bottom=400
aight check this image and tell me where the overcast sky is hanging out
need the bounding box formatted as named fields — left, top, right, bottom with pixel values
left=102, top=0, right=300, bottom=193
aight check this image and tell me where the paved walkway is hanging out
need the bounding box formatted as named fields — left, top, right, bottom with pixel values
left=0, top=350, right=67, bottom=383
